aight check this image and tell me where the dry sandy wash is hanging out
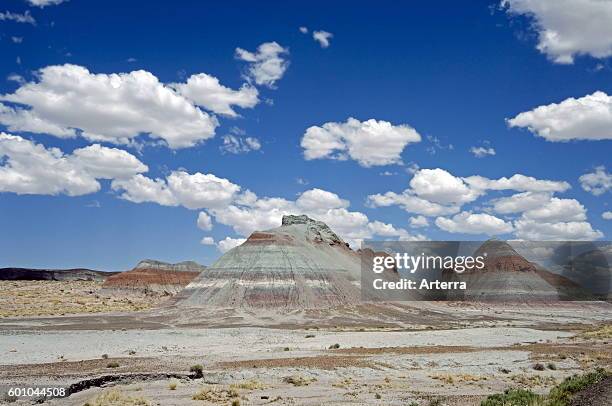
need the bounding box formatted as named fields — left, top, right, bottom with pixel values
left=0, top=301, right=610, bottom=405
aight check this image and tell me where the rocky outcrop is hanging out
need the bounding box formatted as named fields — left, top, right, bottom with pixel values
left=0, top=267, right=115, bottom=282
left=174, top=215, right=361, bottom=309
left=445, top=240, right=591, bottom=301
left=133, top=259, right=205, bottom=273
left=281, top=214, right=350, bottom=248
left=103, top=260, right=205, bottom=296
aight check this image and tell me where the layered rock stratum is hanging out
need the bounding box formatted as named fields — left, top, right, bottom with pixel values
left=445, top=240, right=591, bottom=301
left=103, top=259, right=205, bottom=296
left=174, top=215, right=362, bottom=309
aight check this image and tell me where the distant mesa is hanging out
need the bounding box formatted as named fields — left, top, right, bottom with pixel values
left=102, top=259, right=205, bottom=296
left=444, top=240, right=593, bottom=301
left=0, top=267, right=115, bottom=282
left=174, top=214, right=362, bottom=309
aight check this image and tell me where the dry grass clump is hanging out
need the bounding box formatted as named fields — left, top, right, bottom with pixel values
left=85, top=389, right=150, bottom=406
left=510, top=374, right=557, bottom=388
left=430, top=373, right=455, bottom=384
left=580, top=324, right=612, bottom=339
left=282, top=375, right=316, bottom=386
left=429, top=373, right=487, bottom=385
left=192, top=386, right=239, bottom=402
left=331, top=377, right=353, bottom=388
left=168, top=380, right=177, bottom=390
left=230, top=379, right=265, bottom=390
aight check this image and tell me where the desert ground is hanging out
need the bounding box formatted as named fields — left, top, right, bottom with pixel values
left=0, top=281, right=166, bottom=318
left=0, top=288, right=610, bottom=405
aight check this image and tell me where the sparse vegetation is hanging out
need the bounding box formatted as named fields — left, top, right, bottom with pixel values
left=430, top=372, right=487, bottom=386
left=0, top=280, right=161, bottom=318
left=533, top=363, right=545, bottom=371
left=283, top=347, right=290, bottom=351
left=192, top=386, right=239, bottom=402
left=510, top=374, right=557, bottom=388
left=481, top=388, right=542, bottom=406
left=375, top=392, right=381, bottom=399
left=168, top=381, right=177, bottom=390
left=482, top=369, right=611, bottom=406
left=190, top=364, right=204, bottom=378
left=283, top=375, right=316, bottom=386
left=580, top=324, right=612, bottom=339
left=329, top=343, right=340, bottom=349
left=231, top=400, right=240, bottom=406
left=106, top=361, right=120, bottom=368
left=332, top=377, right=353, bottom=388
left=305, top=334, right=315, bottom=338
left=547, top=368, right=610, bottom=405
left=230, top=379, right=265, bottom=390
left=101, top=354, right=108, bottom=359
left=547, top=362, right=556, bottom=370
left=87, top=389, right=150, bottom=406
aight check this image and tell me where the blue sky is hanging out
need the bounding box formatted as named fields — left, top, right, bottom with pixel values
left=0, top=0, right=611, bottom=271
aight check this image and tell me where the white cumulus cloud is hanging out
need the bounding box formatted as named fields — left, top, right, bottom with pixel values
left=507, top=91, right=612, bottom=142
left=70, top=144, right=148, bottom=179
left=313, top=30, right=333, bottom=48
left=470, top=146, right=496, bottom=157
left=409, top=215, right=429, bottom=228
left=603, top=211, right=612, bottom=220
left=217, top=237, right=246, bottom=253
left=369, top=168, right=571, bottom=218
left=296, top=188, right=348, bottom=212
left=502, top=0, right=612, bottom=64
left=172, top=73, right=259, bottom=117
left=197, top=212, right=213, bottom=231
left=200, top=236, right=215, bottom=245
left=0, top=132, right=146, bottom=196
left=367, top=191, right=460, bottom=217
left=111, top=175, right=179, bottom=206
left=464, top=173, right=570, bottom=193
left=489, top=191, right=553, bottom=214
left=409, top=168, right=482, bottom=205
left=220, top=134, right=261, bottom=154
left=520, top=197, right=587, bottom=223
left=579, top=166, right=612, bottom=195
left=200, top=237, right=216, bottom=245
left=301, top=117, right=422, bottom=167
left=0, top=64, right=219, bottom=149
left=435, top=212, right=514, bottom=235
left=514, top=218, right=603, bottom=240
left=368, top=221, right=426, bottom=241
left=235, top=42, right=289, bottom=88
left=111, top=171, right=240, bottom=210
